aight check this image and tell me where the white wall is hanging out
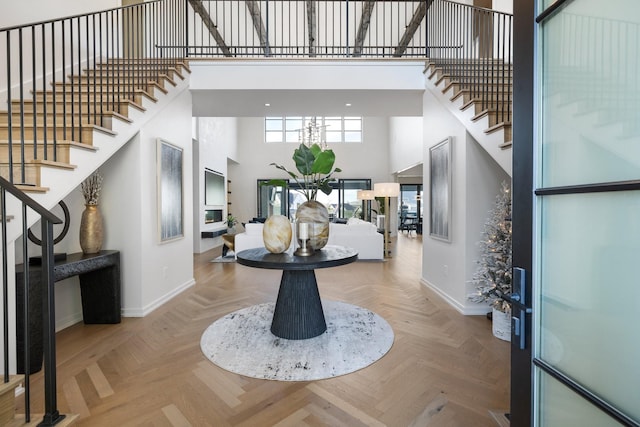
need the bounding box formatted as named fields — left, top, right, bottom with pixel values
left=229, top=117, right=391, bottom=225
left=193, top=117, right=239, bottom=253
left=27, top=85, right=194, bottom=326
left=422, top=88, right=509, bottom=314
left=0, top=0, right=119, bottom=27
left=492, top=0, right=513, bottom=14
left=389, top=117, right=424, bottom=174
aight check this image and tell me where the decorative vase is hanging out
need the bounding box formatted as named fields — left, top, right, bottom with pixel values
left=295, top=200, right=329, bottom=251
left=79, top=204, right=104, bottom=254
left=492, top=307, right=511, bottom=342
left=263, top=215, right=292, bottom=253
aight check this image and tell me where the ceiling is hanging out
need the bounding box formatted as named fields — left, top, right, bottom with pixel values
left=191, top=89, right=424, bottom=117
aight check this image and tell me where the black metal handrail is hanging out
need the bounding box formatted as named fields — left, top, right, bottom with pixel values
left=1, top=0, right=186, bottom=188
left=426, top=0, right=513, bottom=127
left=180, top=0, right=430, bottom=58
left=1, top=175, right=61, bottom=425
left=0, top=2, right=186, bottom=424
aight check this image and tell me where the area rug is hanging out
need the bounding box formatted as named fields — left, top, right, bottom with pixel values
left=200, top=300, right=394, bottom=381
left=210, top=255, right=235, bottom=263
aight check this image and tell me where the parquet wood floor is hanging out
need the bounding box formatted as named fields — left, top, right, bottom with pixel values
left=19, top=234, right=510, bottom=426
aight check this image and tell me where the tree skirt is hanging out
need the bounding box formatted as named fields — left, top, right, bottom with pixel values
left=200, top=300, right=394, bottom=381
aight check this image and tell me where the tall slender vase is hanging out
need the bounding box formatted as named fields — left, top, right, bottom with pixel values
left=295, top=200, right=330, bottom=251
left=79, top=204, right=104, bottom=254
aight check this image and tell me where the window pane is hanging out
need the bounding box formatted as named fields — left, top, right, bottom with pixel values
left=265, top=118, right=283, bottom=131
left=265, top=131, right=282, bottom=143
left=537, top=370, right=624, bottom=427
left=285, top=131, right=299, bottom=143
left=344, top=131, right=361, bottom=142
left=540, top=4, right=640, bottom=187
left=324, top=119, right=342, bottom=131
left=326, top=131, right=342, bottom=143
left=538, top=191, right=640, bottom=420
left=344, top=119, right=362, bottom=131
left=285, top=118, right=303, bottom=131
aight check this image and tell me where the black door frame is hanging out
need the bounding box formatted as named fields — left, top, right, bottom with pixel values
left=510, top=0, right=535, bottom=425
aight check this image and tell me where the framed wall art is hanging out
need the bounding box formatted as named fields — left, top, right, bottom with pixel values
left=157, top=139, right=184, bottom=242
left=429, top=137, right=452, bottom=242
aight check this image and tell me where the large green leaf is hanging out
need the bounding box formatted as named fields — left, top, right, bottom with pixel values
left=312, top=149, right=336, bottom=174
left=292, top=144, right=315, bottom=176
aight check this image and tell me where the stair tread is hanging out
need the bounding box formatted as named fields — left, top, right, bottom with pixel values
left=485, top=121, right=512, bottom=134
left=499, top=141, right=513, bottom=149
left=0, top=140, right=98, bottom=151
left=15, top=184, right=49, bottom=193
left=8, top=413, right=79, bottom=427
left=17, top=159, right=77, bottom=170
left=0, top=375, right=24, bottom=395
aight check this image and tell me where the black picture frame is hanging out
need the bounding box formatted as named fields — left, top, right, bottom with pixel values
left=429, top=137, right=452, bottom=242
left=157, top=139, right=184, bottom=242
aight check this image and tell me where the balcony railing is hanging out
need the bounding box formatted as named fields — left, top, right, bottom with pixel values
left=426, top=0, right=513, bottom=127
left=176, top=0, right=430, bottom=58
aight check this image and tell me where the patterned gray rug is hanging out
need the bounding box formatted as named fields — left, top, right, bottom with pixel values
left=200, top=300, right=394, bottom=381
left=210, top=255, right=235, bottom=263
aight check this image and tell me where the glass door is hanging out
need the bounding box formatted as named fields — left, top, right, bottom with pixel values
left=257, top=180, right=288, bottom=218
left=527, top=1, right=640, bottom=425
left=399, top=184, right=423, bottom=234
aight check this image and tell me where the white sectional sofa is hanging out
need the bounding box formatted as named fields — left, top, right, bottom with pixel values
left=234, top=218, right=384, bottom=260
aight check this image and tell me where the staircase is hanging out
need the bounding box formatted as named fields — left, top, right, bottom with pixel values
left=0, top=58, right=190, bottom=246
left=0, top=57, right=189, bottom=426
left=424, top=58, right=513, bottom=175
left=1, top=1, right=189, bottom=423
left=423, top=0, right=513, bottom=175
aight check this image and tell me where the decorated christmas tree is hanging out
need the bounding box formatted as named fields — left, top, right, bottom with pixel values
left=468, top=181, right=512, bottom=313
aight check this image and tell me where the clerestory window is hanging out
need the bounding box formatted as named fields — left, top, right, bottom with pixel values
left=265, top=116, right=362, bottom=144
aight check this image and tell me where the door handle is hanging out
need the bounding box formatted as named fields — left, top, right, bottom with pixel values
left=510, top=267, right=532, bottom=350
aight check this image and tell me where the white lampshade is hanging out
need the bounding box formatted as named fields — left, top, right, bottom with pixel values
left=357, top=189, right=376, bottom=200
left=374, top=182, right=400, bottom=197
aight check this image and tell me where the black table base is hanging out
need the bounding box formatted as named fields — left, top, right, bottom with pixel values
left=15, top=250, right=121, bottom=374
left=236, top=246, right=358, bottom=342
left=271, top=270, right=327, bottom=340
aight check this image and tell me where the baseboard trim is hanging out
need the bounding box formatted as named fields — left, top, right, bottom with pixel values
left=55, top=313, right=84, bottom=332
left=122, top=278, right=196, bottom=317
left=489, top=409, right=510, bottom=427
left=420, top=278, right=491, bottom=316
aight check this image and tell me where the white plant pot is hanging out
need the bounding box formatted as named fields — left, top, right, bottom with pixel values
left=492, top=308, right=511, bottom=342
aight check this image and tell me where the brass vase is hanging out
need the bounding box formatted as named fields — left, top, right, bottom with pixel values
left=295, top=200, right=330, bottom=251
left=79, top=204, right=104, bottom=254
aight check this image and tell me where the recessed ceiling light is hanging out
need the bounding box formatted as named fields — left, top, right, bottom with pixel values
left=264, top=103, right=271, bottom=107
left=345, top=103, right=352, bottom=107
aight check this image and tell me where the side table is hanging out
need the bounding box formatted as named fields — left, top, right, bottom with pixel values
left=236, top=245, right=358, bottom=340
left=15, top=250, right=121, bottom=373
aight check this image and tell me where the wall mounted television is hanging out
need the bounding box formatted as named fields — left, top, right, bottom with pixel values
left=204, top=168, right=225, bottom=207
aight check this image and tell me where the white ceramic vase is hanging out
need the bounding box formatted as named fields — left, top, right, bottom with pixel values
left=492, top=308, right=511, bottom=342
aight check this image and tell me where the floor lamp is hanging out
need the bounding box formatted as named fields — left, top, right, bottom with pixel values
left=356, top=190, right=375, bottom=222
left=374, top=182, right=400, bottom=258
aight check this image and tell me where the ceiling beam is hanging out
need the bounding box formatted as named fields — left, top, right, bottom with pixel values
left=306, top=1, right=316, bottom=57
left=245, top=1, right=268, bottom=55
left=353, top=1, right=377, bottom=57
left=188, top=0, right=232, bottom=57
left=393, top=0, right=433, bottom=57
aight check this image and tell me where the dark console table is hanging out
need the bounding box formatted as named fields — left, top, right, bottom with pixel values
left=15, top=250, right=121, bottom=373
left=237, top=245, right=357, bottom=340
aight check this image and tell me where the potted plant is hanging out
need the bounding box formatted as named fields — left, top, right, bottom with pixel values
left=467, top=182, right=512, bottom=341
left=265, top=143, right=341, bottom=250
left=266, top=143, right=342, bottom=201
left=226, top=214, right=237, bottom=233
left=79, top=172, right=104, bottom=254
